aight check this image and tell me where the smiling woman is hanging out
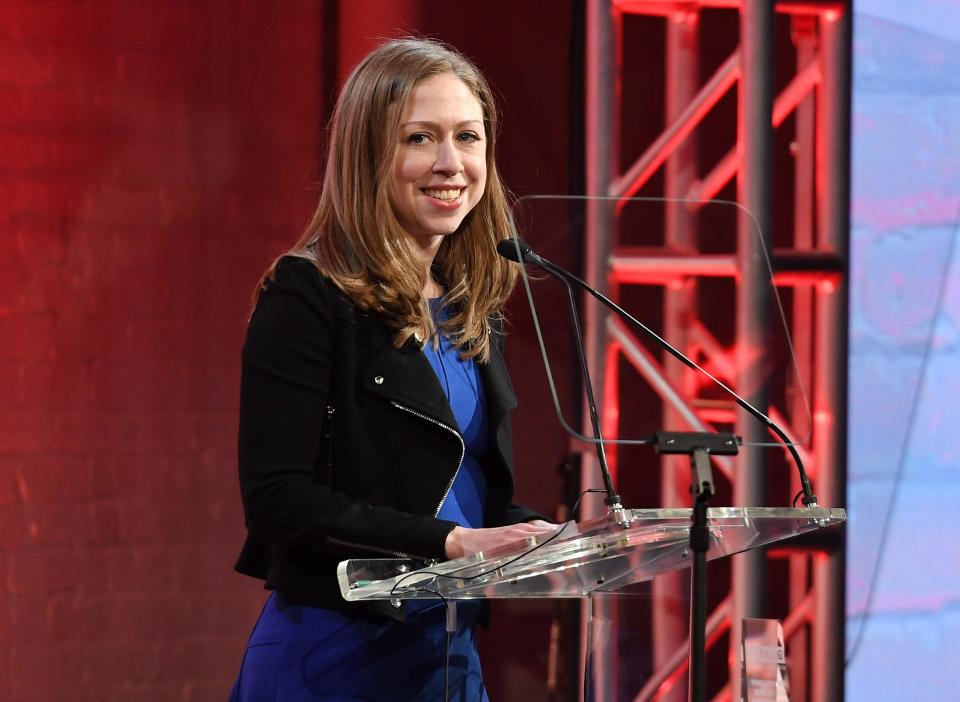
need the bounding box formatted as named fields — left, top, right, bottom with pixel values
left=227, top=38, right=554, bottom=701
left=391, top=72, right=488, bottom=261
left=280, top=38, right=522, bottom=360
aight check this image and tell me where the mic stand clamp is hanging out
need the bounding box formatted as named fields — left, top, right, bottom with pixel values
left=607, top=503, right=630, bottom=529
left=655, top=431, right=740, bottom=702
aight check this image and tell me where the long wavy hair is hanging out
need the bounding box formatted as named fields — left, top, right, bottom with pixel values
left=260, top=38, right=517, bottom=362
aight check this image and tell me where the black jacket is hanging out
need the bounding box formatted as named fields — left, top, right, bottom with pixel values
left=234, top=256, right=541, bottom=618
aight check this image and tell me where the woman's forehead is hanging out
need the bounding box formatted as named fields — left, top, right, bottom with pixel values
left=399, top=73, right=484, bottom=124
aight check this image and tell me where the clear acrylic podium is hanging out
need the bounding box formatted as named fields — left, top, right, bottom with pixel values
left=337, top=507, right=845, bottom=602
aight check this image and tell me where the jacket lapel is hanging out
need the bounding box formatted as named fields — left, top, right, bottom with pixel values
left=354, top=310, right=459, bottom=430
left=478, top=333, right=518, bottom=436
left=353, top=309, right=518, bottom=440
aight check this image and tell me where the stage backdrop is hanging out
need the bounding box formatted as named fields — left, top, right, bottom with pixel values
left=0, top=2, right=575, bottom=700
left=2, top=1, right=959, bottom=699
left=846, top=1, right=960, bottom=700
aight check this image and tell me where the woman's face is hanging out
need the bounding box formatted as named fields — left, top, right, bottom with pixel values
left=389, top=72, right=487, bottom=253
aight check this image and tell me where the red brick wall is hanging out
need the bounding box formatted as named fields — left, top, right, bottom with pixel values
left=1, top=1, right=584, bottom=699
left=0, top=2, right=325, bottom=699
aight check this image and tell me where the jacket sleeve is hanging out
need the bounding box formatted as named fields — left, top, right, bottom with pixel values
left=501, top=503, right=551, bottom=525
left=237, top=258, right=457, bottom=560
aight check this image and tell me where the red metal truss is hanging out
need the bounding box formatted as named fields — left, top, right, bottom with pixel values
left=582, top=1, right=850, bottom=700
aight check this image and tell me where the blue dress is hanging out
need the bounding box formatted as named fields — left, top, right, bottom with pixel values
left=229, top=301, right=490, bottom=701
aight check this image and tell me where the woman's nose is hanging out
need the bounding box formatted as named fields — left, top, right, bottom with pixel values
left=432, top=138, right=464, bottom=176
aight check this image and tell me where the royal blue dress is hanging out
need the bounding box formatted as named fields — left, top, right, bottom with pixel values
left=229, top=301, right=490, bottom=701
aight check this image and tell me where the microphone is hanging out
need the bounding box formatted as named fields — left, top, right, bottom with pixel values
left=499, top=238, right=624, bottom=516
left=497, top=237, right=819, bottom=509
left=496, top=238, right=536, bottom=263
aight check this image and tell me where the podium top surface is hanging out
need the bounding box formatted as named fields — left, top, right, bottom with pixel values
left=337, top=506, right=845, bottom=602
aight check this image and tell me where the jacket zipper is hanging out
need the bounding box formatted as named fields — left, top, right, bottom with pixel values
left=390, top=401, right=466, bottom=517
left=325, top=535, right=427, bottom=560
left=323, top=404, right=336, bottom=485
left=321, top=401, right=462, bottom=566
left=322, top=406, right=403, bottom=556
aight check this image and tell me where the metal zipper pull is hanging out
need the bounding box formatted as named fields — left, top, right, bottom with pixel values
left=324, top=404, right=336, bottom=484
left=323, top=405, right=336, bottom=437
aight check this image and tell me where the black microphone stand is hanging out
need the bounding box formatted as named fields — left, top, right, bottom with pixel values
left=655, top=431, right=739, bottom=702
left=541, top=271, right=737, bottom=701
left=498, top=237, right=818, bottom=510
left=498, top=237, right=818, bottom=702
left=554, top=265, right=626, bottom=520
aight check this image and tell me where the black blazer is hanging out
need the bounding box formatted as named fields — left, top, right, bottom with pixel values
left=234, top=257, right=541, bottom=618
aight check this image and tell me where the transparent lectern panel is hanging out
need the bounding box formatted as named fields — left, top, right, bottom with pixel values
left=506, top=195, right=812, bottom=451
left=338, top=507, right=845, bottom=602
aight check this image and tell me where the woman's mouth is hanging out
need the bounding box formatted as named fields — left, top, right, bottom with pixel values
left=422, top=187, right=464, bottom=202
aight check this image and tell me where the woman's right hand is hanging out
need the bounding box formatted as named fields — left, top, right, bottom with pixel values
left=444, top=522, right=559, bottom=560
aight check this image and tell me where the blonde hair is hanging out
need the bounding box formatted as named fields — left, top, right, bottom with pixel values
left=261, top=38, right=517, bottom=362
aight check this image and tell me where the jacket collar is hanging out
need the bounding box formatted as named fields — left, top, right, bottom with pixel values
left=355, top=310, right=516, bottom=434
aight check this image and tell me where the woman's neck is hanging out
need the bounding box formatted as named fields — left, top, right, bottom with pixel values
left=408, top=238, right=443, bottom=298
left=422, top=274, right=443, bottom=298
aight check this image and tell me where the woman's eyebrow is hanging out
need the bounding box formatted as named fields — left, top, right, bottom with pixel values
left=399, top=120, right=484, bottom=129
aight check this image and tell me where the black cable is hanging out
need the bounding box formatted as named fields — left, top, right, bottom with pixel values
left=403, top=583, right=451, bottom=702
left=381, top=488, right=607, bottom=702
left=583, top=615, right=591, bottom=702
left=388, top=487, right=609, bottom=600
left=444, top=626, right=451, bottom=702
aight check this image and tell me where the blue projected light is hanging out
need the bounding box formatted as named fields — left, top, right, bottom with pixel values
left=847, top=3, right=960, bottom=700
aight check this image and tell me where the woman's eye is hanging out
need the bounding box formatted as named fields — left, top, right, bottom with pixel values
left=457, top=132, right=481, bottom=143
left=408, top=133, right=429, bottom=145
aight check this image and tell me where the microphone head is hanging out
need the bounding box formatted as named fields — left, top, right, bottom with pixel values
left=496, top=237, right=533, bottom=263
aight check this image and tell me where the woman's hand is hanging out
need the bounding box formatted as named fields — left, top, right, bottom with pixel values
left=444, top=521, right=558, bottom=560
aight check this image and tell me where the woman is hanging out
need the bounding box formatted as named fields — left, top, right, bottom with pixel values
left=229, top=38, right=554, bottom=701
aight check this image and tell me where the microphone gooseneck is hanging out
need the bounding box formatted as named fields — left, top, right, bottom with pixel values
left=498, top=239, right=624, bottom=514
left=497, top=237, right=819, bottom=509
